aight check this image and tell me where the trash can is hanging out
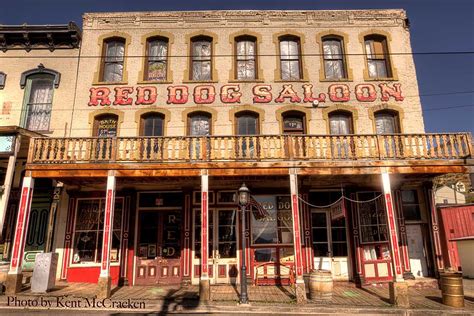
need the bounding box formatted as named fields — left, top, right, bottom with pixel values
left=309, top=269, right=333, bottom=300
left=440, top=271, right=464, bottom=307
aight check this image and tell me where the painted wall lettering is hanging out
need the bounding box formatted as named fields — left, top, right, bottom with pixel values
left=135, top=86, right=157, bottom=105
left=302, top=84, right=326, bottom=103
left=379, top=83, right=404, bottom=101
left=253, top=84, right=272, bottom=103
left=220, top=84, right=242, bottom=103
left=167, top=85, right=189, bottom=104
left=88, top=87, right=111, bottom=106
left=113, top=87, right=134, bottom=106
left=328, top=84, right=350, bottom=102
left=275, top=84, right=301, bottom=103
left=355, top=84, right=377, bottom=102
left=194, top=85, right=216, bottom=104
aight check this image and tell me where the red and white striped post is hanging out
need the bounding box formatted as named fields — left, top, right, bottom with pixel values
left=289, top=169, right=307, bottom=303
left=5, top=176, right=34, bottom=294
left=381, top=172, right=409, bottom=307
left=97, top=172, right=116, bottom=299
left=199, top=170, right=210, bottom=301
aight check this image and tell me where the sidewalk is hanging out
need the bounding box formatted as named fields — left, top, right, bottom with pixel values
left=0, top=280, right=472, bottom=314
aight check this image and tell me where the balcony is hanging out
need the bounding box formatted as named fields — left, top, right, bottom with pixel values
left=28, top=133, right=472, bottom=164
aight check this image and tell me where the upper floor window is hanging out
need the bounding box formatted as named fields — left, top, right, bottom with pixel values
left=23, top=74, right=54, bottom=132
left=375, top=111, right=400, bottom=134
left=0, top=72, right=5, bottom=89
left=329, top=111, right=353, bottom=135
left=322, top=37, right=347, bottom=80
left=279, top=36, right=302, bottom=80
left=188, top=112, right=211, bottom=136
left=235, top=36, right=256, bottom=80
left=236, top=112, right=259, bottom=135
left=145, top=38, right=168, bottom=81
left=140, top=112, right=164, bottom=136
left=401, top=190, right=422, bottom=221
left=101, top=38, right=125, bottom=82
left=191, top=37, right=212, bottom=81
left=93, top=114, right=118, bottom=137
left=364, top=35, right=392, bottom=78
left=282, top=112, right=305, bottom=134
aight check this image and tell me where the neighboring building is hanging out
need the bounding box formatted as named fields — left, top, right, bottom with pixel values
left=435, top=185, right=467, bottom=205
left=0, top=23, right=81, bottom=268
left=1, top=10, right=473, bottom=303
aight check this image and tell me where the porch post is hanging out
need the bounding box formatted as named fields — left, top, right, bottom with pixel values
left=97, top=172, right=116, bottom=299
left=199, top=170, right=210, bottom=301
left=5, top=175, right=34, bottom=294
left=381, top=172, right=409, bottom=307
left=289, top=168, right=307, bottom=303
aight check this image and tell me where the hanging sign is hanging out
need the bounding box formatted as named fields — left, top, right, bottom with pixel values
left=330, top=199, right=346, bottom=221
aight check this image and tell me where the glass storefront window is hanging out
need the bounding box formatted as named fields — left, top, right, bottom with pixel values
left=358, top=192, right=388, bottom=243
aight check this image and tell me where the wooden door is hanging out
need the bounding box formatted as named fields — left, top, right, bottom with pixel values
left=135, top=210, right=182, bottom=285
left=213, top=209, right=239, bottom=284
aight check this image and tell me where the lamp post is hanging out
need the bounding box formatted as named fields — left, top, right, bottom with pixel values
left=238, top=182, right=250, bottom=304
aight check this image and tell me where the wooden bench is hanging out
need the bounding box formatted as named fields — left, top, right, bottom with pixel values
left=254, top=262, right=295, bottom=286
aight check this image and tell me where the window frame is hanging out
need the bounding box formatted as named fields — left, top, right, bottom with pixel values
left=328, top=111, right=354, bottom=135
left=374, top=110, right=401, bottom=134
left=282, top=111, right=306, bottom=134
left=140, top=112, right=165, bottom=137
left=235, top=35, right=257, bottom=80
left=93, top=113, right=119, bottom=137
left=321, top=36, right=347, bottom=80
left=22, top=74, right=55, bottom=132
left=400, top=189, right=422, bottom=222
left=100, top=37, right=126, bottom=83
left=187, top=111, right=212, bottom=136
left=190, top=36, right=213, bottom=81
left=0, top=72, right=6, bottom=89
left=235, top=111, right=260, bottom=136
left=364, top=35, right=392, bottom=79
left=278, top=36, right=303, bottom=81
left=144, top=36, right=169, bottom=82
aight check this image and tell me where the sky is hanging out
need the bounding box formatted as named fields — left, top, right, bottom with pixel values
left=0, top=0, right=473, bottom=134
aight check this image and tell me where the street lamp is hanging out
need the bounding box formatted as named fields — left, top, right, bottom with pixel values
left=238, top=182, right=250, bottom=304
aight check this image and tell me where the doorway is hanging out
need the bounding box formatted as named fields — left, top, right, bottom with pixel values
left=192, top=208, right=239, bottom=284
left=406, top=224, right=429, bottom=278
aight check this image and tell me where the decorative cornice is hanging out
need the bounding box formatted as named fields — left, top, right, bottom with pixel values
left=82, top=9, right=407, bottom=29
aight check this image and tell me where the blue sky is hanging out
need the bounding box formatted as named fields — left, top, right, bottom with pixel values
left=1, top=0, right=473, bottom=134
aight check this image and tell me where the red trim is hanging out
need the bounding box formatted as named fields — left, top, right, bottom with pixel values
left=61, top=198, right=76, bottom=280
left=67, top=266, right=120, bottom=284
left=292, top=194, right=303, bottom=277
left=201, top=191, right=208, bottom=275
left=10, top=187, right=29, bottom=270
left=385, top=193, right=402, bottom=276
left=101, top=189, right=113, bottom=272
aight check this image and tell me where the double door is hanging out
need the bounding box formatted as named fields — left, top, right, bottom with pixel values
left=193, top=209, right=239, bottom=284
left=135, top=210, right=182, bottom=285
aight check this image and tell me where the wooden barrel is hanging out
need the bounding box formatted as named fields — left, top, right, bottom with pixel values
left=309, top=269, right=333, bottom=300
left=440, top=272, right=464, bottom=307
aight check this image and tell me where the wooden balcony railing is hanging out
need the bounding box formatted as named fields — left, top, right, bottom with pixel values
left=28, top=133, right=473, bottom=164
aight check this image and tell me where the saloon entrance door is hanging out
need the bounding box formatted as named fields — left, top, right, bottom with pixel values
left=135, top=210, right=182, bottom=285
left=192, top=208, right=239, bottom=284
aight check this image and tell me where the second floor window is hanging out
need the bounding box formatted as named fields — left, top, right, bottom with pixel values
left=191, top=37, right=212, bottom=81
left=322, top=37, right=347, bottom=79
left=282, top=113, right=305, bottom=134
left=236, top=37, right=256, bottom=80
left=364, top=35, right=391, bottom=78
left=140, top=113, right=164, bottom=136
left=102, top=39, right=125, bottom=82
left=375, top=111, right=400, bottom=134
left=329, top=112, right=353, bottom=135
left=94, top=114, right=118, bottom=137
left=279, top=37, right=302, bottom=80
left=24, top=75, right=54, bottom=132
left=146, top=38, right=168, bottom=81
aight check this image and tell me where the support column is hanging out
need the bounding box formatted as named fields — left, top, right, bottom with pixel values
left=0, top=135, right=20, bottom=240
left=6, top=175, right=34, bottom=294
left=289, top=169, right=307, bottom=303
left=97, top=172, right=116, bottom=299
left=381, top=172, right=409, bottom=307
left=394, top=190, right=414, bottom=280
left=199, top=170, right=210, bottom=301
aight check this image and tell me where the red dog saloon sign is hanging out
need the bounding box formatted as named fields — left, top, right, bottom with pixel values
left=88, top=82, right=404, bottom=106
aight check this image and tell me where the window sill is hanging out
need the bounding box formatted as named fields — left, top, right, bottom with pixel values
left=137, top=80, right=172, bottom=85
left=91, top=81, right=128, bottom=86
left=228, top=79, right=265, bottom=84
left=364, top=77, right=398, bottom=82
left=182, top=80, right=219, bottom=84
left=273, top=79, right=309, bottom=83
left=319, top=78, right=352, bottom=83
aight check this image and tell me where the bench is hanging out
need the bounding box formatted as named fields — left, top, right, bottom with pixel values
left=254, top=262, right=295, bottom=286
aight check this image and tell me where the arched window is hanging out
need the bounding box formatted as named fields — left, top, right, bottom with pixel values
left=282, top=111, right=305, bottom=134
left=236, top=112, right=259, bottom=135
left=140, top=112, right=164, bottom=136
left=235, top=36, right=257, bottom=80
left=375, top=110, right=400, bottom=134
left=191, top=36, right=212, bottom=81
left=0, top=72, right=6, bottom=89
left=93, top=114, right=118, bottom=137
left=328, top=111, right=353, bottom=135
left=364, top=35, right=392, bottom=78
left=101, top=38, right=125, bottom=82
left=322, top=36, right=347, bottom=80
left=279, top=36, right=302, bottom=80
left=22, top=74, right=55, bottom=132
left=188, top=112, right=211, bottom=136
left=145, top=37, right=168, bottom=81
